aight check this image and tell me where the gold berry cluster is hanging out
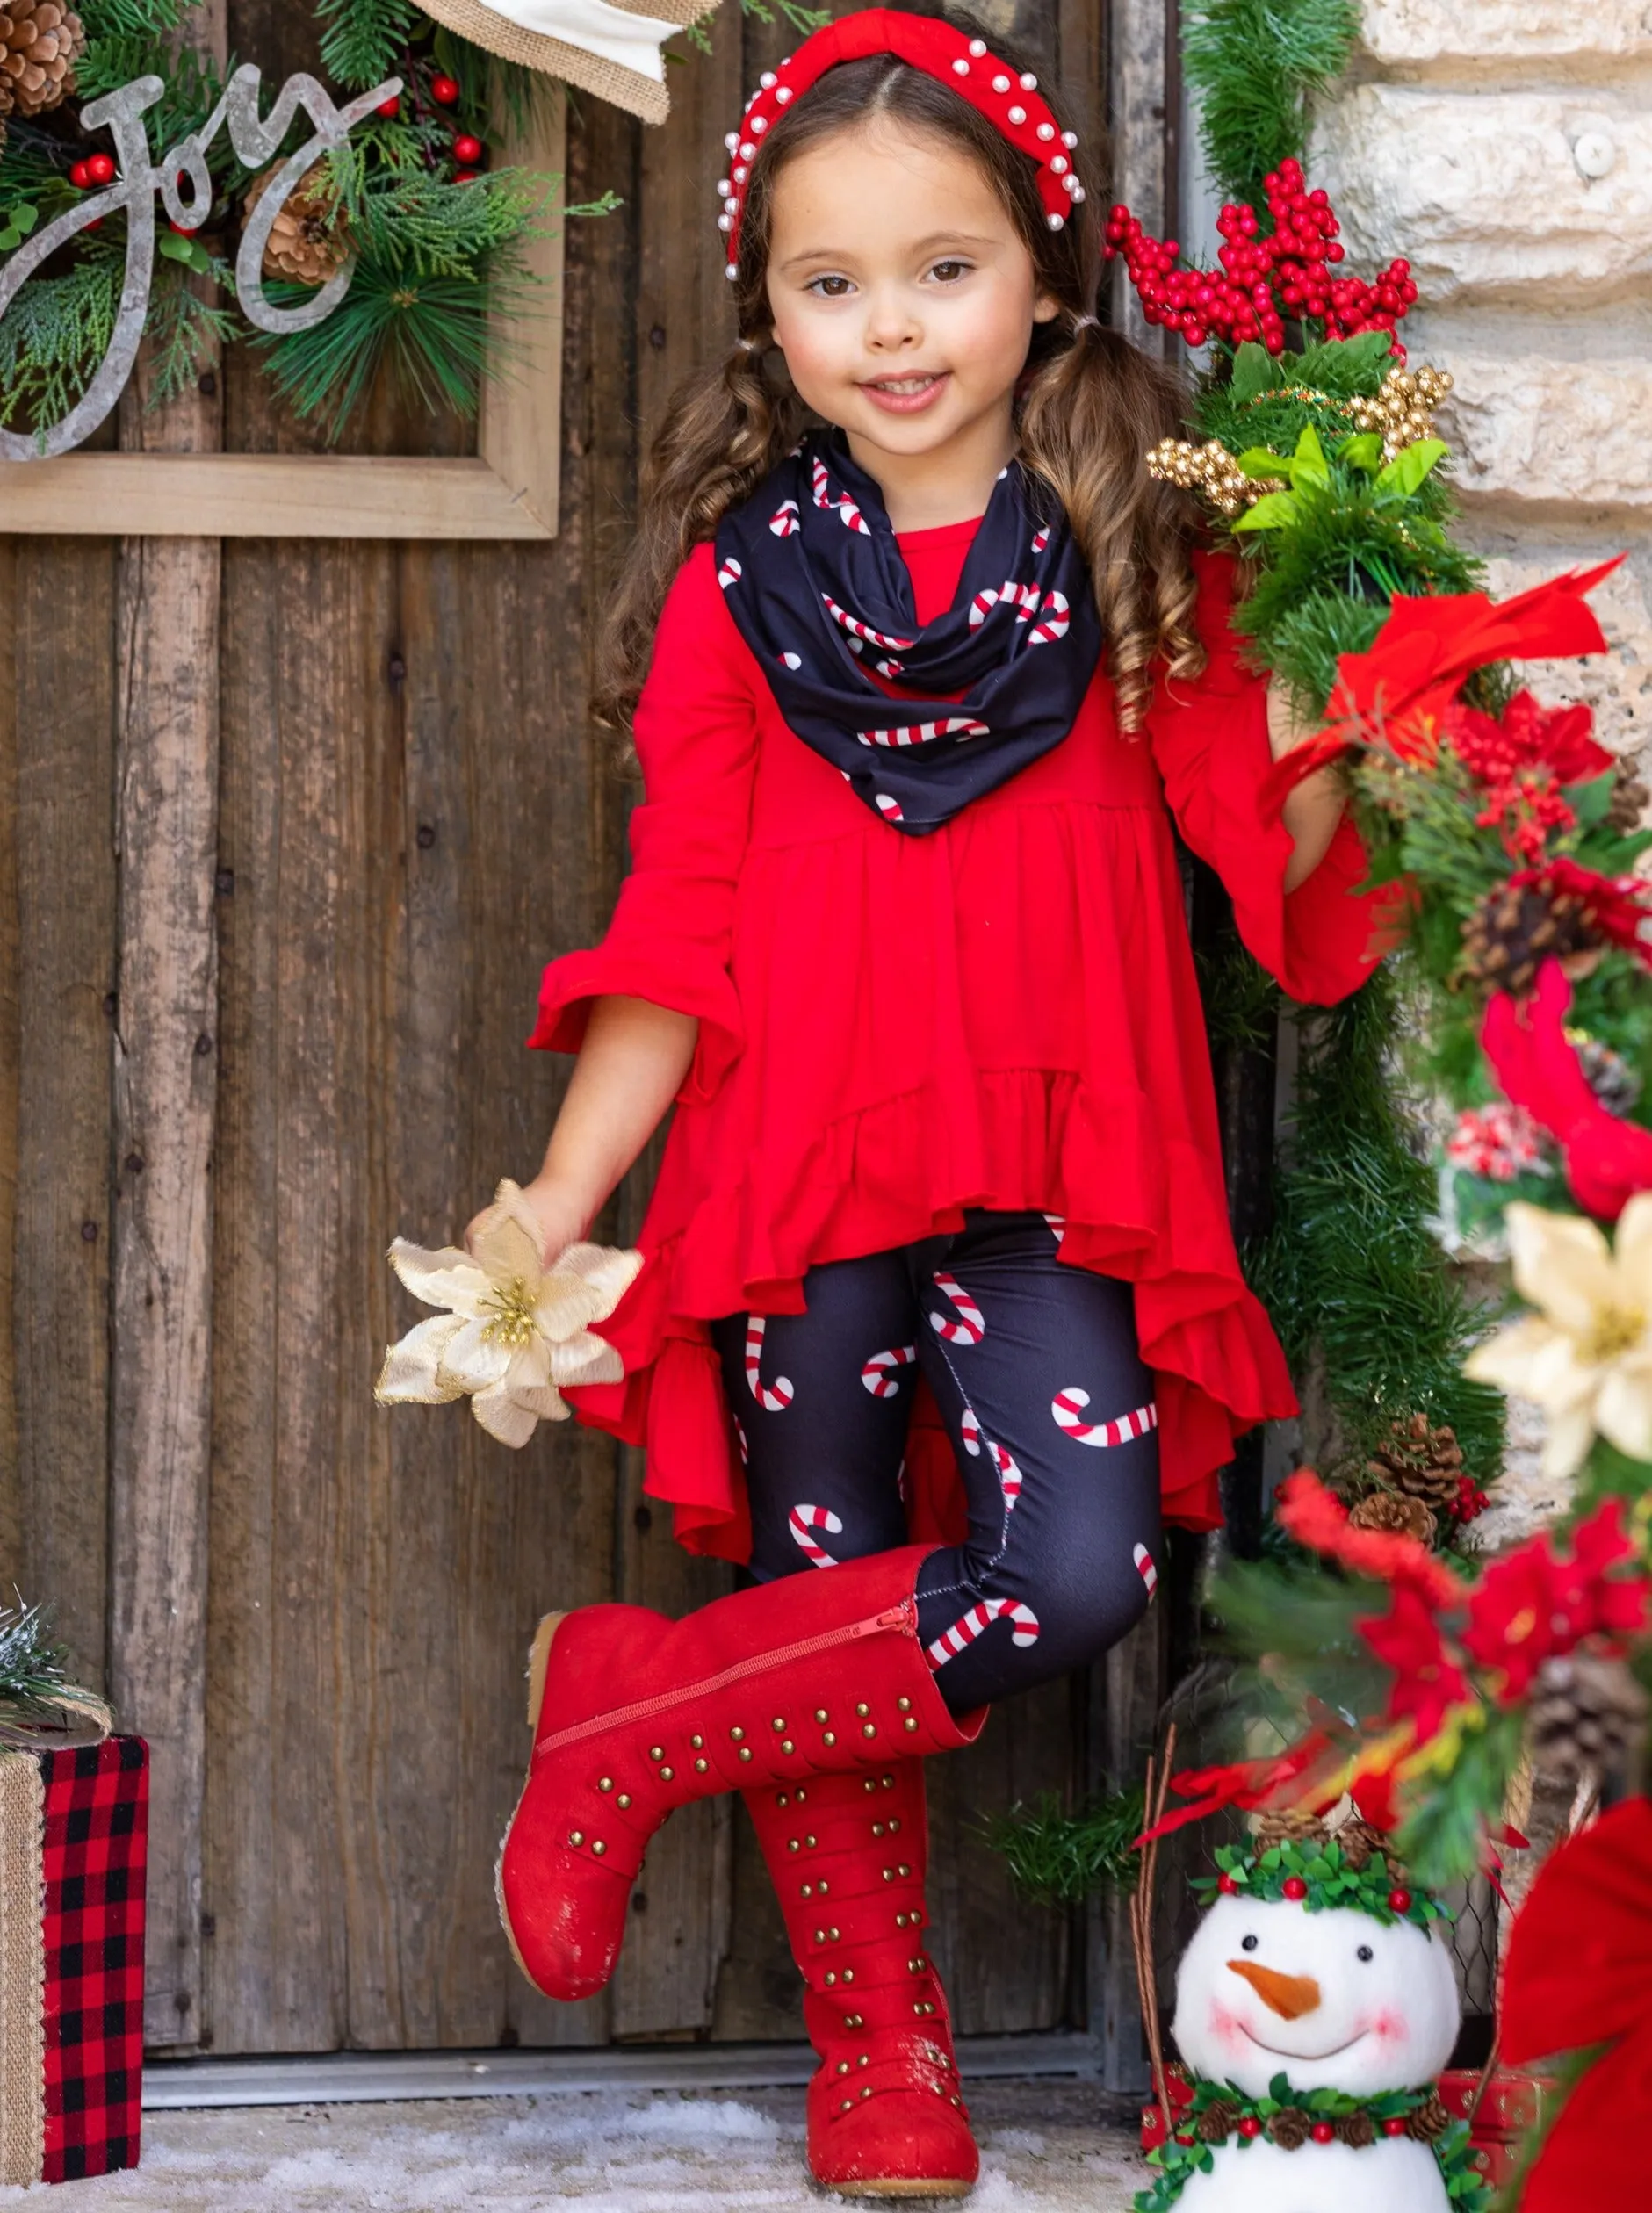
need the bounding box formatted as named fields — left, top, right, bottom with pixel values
left=1146, top=436, right=1280, bottom=518
left=1346, top=364, right=1454, bottom=462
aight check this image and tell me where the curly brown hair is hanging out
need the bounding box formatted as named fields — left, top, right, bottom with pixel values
left=594, top=21, right=1204, bottom=743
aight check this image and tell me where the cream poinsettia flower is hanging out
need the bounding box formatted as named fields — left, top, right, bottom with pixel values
left=375, top=1180, right=641, bottom=1449
left=1464, top=1195, right=1652, bottom=1477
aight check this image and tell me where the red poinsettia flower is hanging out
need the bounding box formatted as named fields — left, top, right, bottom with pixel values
left=1482, top=959, right=1652, bottom=1219
left=1355, top=1584, right=1474, bottom=1744
left=1260, top=562, right=1621, bottom=814
left=1274, top=1469, right=1464, bottom=1607
left=1446, top=690, right=1614, bottom=789
left=1461, top=1499, right=1651, bottom=1699
left=1500, top=1800, right=1652, bottom=2213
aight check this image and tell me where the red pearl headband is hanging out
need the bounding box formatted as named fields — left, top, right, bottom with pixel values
left=717, top=6, right=1084, bottom=281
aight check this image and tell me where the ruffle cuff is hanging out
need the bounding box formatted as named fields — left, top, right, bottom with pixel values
left=527, top=941, right=745, bottom=1101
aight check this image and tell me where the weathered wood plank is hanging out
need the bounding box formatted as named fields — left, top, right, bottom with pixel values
left=1108, top=0, right=1172, bottom=346
left=108, top=28, right=227, bottom=2037
left=0, top=539, right=17, bottom=1586
left=479, top=87, right=568, bottom=536
left=7, top=540, right=117, bottom=1690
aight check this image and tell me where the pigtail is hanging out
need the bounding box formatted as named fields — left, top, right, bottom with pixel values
left=1018, top=319, right=1205, bottom=735
left=593, top=340, right=804, bottom=740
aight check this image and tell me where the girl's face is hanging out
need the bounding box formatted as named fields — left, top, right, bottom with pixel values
left=763, top=119, right=1059, bottom=505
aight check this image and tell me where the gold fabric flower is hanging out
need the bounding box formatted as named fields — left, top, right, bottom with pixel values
left=1465, top=1195, right=1652, bottom=1476
left=375, top=1180, right=640, bottom=1448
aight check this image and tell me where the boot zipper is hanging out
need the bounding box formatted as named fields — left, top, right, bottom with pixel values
left=536, top=1599, right=917, bottom=1760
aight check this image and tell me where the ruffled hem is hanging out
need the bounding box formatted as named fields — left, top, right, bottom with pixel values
left=564, top=1066, right=1295, bottom=1551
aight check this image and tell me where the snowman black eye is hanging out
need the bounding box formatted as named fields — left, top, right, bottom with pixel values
left=1241, top=1935, right=1259, bottom=1952
left=1357, top=1944, right=1374, bottom=1962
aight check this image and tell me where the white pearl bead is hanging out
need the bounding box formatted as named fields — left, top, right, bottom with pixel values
left=1062, top=131, right=1078, bottom=148
left=968, top=38, right=986, bottom=55
left=1020, top=73, right=1037, bottom=90
left=776, top=86, right=792, bottom=103
left=752, top=115, right=767, bottom=133
left=1035, top=122, right=1054, bottom=141
left=725, top=132, right=739, bottom=151
left=725, top=264, right=738, bottom=281
left=951, top=56, right=968, bottom=75
left=761, top=71, right=776, bottom=88
left=1047, top=213, right=1064, bottom=230
left=992, top=73, right=1010, bottom=92
left=740, top=141, right=754, bottom=159
left=718, top=213, right=732, bottom=231
left=1008, top=105, right=1026, bottom=124
left=733, top=164, right=747, bottom=181
left=717, top=178, right=731, bottom=196
left=1070, top=184, right=1086, bottom=202
left=1050, top=155, right=1067, bottom=174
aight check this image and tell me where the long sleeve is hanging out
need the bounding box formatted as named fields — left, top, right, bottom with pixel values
left=529, top=544, right=760, bottom=1097
left=1147, top=551, right=1389, bottom=1006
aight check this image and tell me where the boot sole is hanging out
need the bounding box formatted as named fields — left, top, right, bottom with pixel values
left=819, top=2181, right=974, bottom=2200
left=496, top=1611, right=570, bottom=1991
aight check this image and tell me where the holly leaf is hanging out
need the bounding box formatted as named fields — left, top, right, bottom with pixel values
left=1289, top=423, right=1331, bottom=488
left=1269, top=2073, right=1291, bottom=2104
left=159, top=231, right=214, bottom=276
left=1376, top=438, right=1449, bottom=498
left=1232, top=490, right=1300, bottom=533
left=1336, top=432, right=1385, bottom=475
left=1230, top=342, right=1274, bottom=403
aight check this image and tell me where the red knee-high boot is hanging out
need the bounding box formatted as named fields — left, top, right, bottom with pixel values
left=497, top=1546, right=983, bottom=2004
left=745, top=1759, right=978, bottom=2197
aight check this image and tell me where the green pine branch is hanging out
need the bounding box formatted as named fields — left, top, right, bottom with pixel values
left=0, top=1595, right=76, bottom=1712
left=316, top=0, right=419, bottom=90
left=1183, top=0, right=1362, bottom=211
left=980, top=1785, right=1144, bottom=1907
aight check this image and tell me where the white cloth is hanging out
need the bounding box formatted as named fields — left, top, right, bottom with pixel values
left=479, top=0, right=684, bottom=82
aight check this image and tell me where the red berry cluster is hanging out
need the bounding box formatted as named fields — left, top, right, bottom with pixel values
left=1103, top=158, right=1418, bottom=358
left=68, top=152, right=116, bottom=190
left=1453, top=1473, right=1491, bottom=1525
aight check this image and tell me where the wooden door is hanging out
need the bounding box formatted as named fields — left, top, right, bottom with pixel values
left=1, top=0, right=1179, bottom=2060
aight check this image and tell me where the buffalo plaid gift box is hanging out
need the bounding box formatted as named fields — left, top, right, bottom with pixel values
left=0, top=1737, right=148, bottom=2186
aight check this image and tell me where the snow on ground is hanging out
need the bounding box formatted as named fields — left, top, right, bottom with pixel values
left=4, top=2082, right=1144, bottom=2211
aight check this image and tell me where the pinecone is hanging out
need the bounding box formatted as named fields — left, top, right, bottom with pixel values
left=0, top=1, right=83, bottom=117
left=1569, top=1028, right=1642, bottom=1117
left=242, top=162, right=350, bottom=287
left=1528, top=1651, right=1649, bottom=1787
left=1367, top=1412, right=1467, bottom=1516
left=1252, top=1806, right=1327, bottom=1849
left=1461, top=881, right=1599, bottom=998
left=1607, top=764, right=1648, bottom=836
left=1328, top=1814, right=1391, bottom=1872
left=1338, top=2111, right=1378, bottom=2149
left=1348, top=1489, right=1439, bottom=1547
left=1268, top=2108, right=1312, bottom=2150
left=1196, top=2099, right=1239, bottom=2144
left=1406, top=2093, right=1452, bottom=2144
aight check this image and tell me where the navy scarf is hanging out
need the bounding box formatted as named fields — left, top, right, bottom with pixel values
left=712, top=431, right=1103, bottom=834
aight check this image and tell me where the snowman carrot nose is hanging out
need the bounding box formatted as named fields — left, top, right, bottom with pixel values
left=1226, top=1960, right=1322, bottom=2019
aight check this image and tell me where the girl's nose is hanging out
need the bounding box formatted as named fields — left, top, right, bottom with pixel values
left=862, top=292, right=922, bottom=352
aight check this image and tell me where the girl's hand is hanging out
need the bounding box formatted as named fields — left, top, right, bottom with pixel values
left=1266, top=679, right=1346, bottom=890
left=465, top=1176, right=588, bottom=1271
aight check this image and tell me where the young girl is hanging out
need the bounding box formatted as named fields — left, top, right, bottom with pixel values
left=487, top=9, right=1379, bottom=2195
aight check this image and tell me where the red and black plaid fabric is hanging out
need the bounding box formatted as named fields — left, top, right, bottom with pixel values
left=39, top=1737, right=147, bottom=2182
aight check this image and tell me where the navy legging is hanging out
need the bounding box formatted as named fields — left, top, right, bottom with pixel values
left=711, top=1211, right=1163, bottom=1714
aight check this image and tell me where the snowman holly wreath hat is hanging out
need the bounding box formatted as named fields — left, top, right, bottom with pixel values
left=1137, top=1803, right=1488, bottom=2213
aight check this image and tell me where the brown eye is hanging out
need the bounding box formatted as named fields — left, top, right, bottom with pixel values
left=931, top=259, right=969, bottom=283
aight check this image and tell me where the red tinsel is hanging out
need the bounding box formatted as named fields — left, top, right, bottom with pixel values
left=1103, top=158, right=1416, bottom=357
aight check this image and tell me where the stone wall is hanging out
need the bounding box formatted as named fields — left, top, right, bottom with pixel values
left=1312, top=0, right=1652, bottom=760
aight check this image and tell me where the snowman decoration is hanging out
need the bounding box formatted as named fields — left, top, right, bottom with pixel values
left=1138, top=1807, right=1480, bottom=2213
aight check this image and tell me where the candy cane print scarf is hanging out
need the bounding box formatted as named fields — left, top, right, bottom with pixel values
left=713, top=429, right=1103, bottom=833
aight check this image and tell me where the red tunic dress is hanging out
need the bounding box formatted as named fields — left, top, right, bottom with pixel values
left=532, top=524, right=1385, bottom=1553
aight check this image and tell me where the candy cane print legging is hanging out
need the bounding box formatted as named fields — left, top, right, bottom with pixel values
left=711, top=1210, right=1164, bottom=1715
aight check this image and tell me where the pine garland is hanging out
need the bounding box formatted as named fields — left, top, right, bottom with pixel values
left=980, top=1784, right=1144, bottom=1907
left=1248, top=966, right=1507, bottom=1486
left=1183, top=0, right=1361, bottom=213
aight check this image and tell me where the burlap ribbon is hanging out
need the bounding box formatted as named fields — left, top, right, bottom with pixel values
left=418, top=0, right=724, bottom=125
left=0, top=1754, right=45, bottom=2187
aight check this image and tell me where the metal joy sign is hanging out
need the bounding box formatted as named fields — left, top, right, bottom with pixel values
left=0, top=65, right=400, bottom=462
